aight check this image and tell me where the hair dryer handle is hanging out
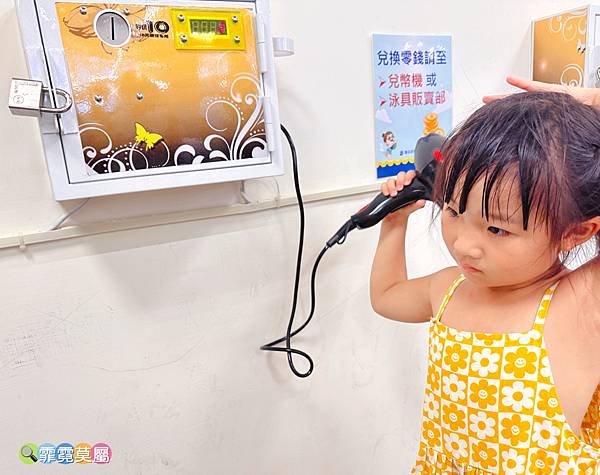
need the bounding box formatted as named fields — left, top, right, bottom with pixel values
left=350, top=177, right=430, bottom=229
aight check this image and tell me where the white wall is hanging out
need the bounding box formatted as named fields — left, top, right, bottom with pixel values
left=0, top=0, right=589, bottom=473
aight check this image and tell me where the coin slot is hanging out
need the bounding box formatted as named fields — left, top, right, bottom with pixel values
left=94, top=10, right=131, bottom=47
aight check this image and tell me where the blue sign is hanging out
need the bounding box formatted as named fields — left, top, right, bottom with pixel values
left=372, top=34, right=452, bottom=178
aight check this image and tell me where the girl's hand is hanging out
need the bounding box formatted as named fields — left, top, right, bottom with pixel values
left=380, top=170, right=426, bottom=224
left=483, top=75, right=600, bottom=108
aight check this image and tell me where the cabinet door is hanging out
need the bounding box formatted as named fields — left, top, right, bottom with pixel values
left=589, top=12, right=600, bottom=87
left=532, top=8, right=587, bottom=87
left=54, top=3, right=269, bottom=183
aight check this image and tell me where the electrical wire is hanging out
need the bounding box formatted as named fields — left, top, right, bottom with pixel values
left=260, top=124, right=352, bottom=378
left=239, top=181, right=251, bottom=204
left=49, top=198, right=90, bottom=231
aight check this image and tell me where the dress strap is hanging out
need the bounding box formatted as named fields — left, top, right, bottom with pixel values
left=531, top=278, right=561, bottom=332
left=432, top=273, right=466, bottom=323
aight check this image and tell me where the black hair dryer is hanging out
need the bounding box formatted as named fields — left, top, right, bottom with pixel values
left=327, top=132, right=444, bottom=247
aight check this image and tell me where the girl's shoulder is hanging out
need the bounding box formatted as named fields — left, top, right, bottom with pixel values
left=564, top=261, right=600, bottom=334
left=556, top=264, right=600, bottom=365
left=429, top=265, right=461, bottom=311
left=430, top=265, right=461, bottom=289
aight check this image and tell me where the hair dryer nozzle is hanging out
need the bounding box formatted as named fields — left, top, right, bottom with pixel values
left=414, top=132, right=445, bottom=190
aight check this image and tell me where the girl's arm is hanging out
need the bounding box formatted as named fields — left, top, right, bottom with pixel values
left=369, top=171, right=457, bottom=323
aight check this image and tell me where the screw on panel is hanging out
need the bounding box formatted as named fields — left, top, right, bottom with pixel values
left=94, top=95, right=103, bottom=104
left=234, top=36, right=240, bottom=43
left=122, top=8, right=129, bottom=15
left=177, top=14, right=185, bottom=22
left=232, top=15, right=238, bottom=23
left=79, top=6, right=87, bottom=14
left=180, top=35, right=188, bottom=43
left=136, top=93, right=144, bottom=100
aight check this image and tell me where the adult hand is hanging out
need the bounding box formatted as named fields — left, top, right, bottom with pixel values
left=482, top=75, right=600, bottom=108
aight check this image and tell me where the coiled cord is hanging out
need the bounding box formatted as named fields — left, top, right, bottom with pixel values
left=259, top=124, right=352, bottom=378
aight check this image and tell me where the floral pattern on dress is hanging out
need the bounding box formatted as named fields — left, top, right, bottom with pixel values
left=411, top=275, right=600, bottom=474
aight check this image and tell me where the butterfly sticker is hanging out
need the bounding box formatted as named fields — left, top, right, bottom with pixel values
left=135, top=122, right=163, bottom=150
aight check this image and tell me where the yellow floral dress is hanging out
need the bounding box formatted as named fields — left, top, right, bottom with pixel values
left=411, top=274, right=600, bottom=474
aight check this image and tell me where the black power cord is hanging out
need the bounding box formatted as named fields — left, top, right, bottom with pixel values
left=260, top=130, right=442, bottom=378
left=259, top=124, right=351, bottom=378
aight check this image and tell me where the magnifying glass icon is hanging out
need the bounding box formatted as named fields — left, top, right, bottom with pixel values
left=20, top=445, right=38, bottom=462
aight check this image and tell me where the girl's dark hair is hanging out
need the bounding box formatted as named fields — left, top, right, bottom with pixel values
left=432, top=91, right=600, bottom=276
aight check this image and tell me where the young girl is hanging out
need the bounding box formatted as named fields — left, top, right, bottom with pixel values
left=370, top=92, right=600, bottom=473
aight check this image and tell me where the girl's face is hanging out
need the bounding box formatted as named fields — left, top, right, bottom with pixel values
left=385, top=134, right=396, bottom=147
left=441, top=175, right=559, bottom=289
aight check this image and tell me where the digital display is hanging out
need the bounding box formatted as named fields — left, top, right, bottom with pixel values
left=189, top=19, right=227, bottom=35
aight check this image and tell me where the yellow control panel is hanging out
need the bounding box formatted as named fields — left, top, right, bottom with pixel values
left=170, top=9, right=248, bottom=51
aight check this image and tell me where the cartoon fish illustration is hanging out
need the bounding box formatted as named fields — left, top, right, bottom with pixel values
left=135, top=122, right=163, bottom=150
